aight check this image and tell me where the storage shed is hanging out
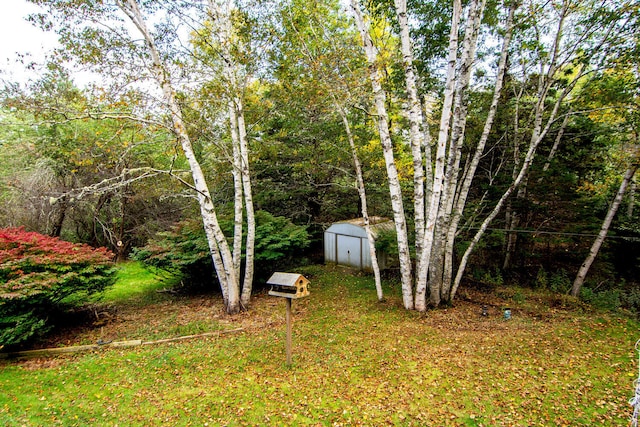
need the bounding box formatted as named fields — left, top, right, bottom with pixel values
left=324, top=217, right=394, bottom=271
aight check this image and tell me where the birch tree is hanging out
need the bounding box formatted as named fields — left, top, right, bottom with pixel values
left=200, top=0, right=258, bottom=307
left=116, top=0, right=241, bottom=313
left=276, top=0, right=385, bottom=299
left=29, top=0, right=264, bottom=313
left=571, top=163, right=638, bottom=296
left=351, top=0, right=634, bottom=309
left=350, top=0, right=414, bottom=309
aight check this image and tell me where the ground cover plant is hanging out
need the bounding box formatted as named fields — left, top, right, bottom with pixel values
left=0, top=263, right=638, bottom=426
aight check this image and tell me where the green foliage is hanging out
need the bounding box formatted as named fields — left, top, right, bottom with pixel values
left=472, top=267, right=504, bottom=287
left=132, top=211, right=310, bottom=291
left=482, top=268, right=504, bottom=287
left=0, top=227, right=116, bottom=347
left=130, top=220, right=211, bottom=290
left=535, top=267, right=548, bottom=289
left=580, top=287, right=622, bottom=311
left=252, top=211, right=311, bottom=270
left=578, top=276, right=640, bottom=316
left=374, top=228, right=398, bottom=257
left=549, top=269, right=571, bottom=293
left=621, top=287, right=640, bottom=316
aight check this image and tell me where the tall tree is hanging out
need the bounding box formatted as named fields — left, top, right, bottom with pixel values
left=28, top=0, right=266, bottom=313
left=273, top=0, right=385, bottom=299
left=351, top=0, right=414, bottom=309
left=117, top=0, right=241, bottom=312
left=197, top=0, right=260, bottom=307
left=571, top=163, right=638, bottom=296
left=350, top=0, right=635, bottom=309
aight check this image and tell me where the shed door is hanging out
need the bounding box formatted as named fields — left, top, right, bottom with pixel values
left=337, top=234, right=362, bottom=269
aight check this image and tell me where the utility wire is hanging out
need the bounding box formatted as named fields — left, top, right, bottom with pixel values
left=468, top=227, right=640, bottom=242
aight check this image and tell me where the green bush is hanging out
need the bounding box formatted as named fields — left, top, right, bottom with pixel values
left=549, top=269, right=571, bottom=293
left=132, top=211, right=310, bottom=291
left=535, top=268, right=548, bottom=289
left=130, top=220, right=212, bottom=289
left=622, top=286, right=640, bottom=316
left=0, top=227, right=116, bottom=347
left=580, top=287, right=622, bottom=311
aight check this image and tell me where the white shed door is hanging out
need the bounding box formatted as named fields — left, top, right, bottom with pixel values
left=337, top=235, right=362, bottom=269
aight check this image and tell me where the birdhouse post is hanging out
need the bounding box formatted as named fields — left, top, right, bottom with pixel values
left=266, top=272, right=310, bottom=365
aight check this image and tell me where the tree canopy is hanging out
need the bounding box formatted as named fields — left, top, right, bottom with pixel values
left=0, top=0, right=636, bottom=312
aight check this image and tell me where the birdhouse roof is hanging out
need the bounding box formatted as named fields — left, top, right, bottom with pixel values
left=266, top=272, right=309, bottom=287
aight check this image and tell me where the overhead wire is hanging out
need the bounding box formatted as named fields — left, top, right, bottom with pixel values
left=467, top=227, right=640, bottom=241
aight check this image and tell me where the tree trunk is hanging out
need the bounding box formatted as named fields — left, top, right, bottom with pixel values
left=351, top=0, right=413, bottom=309
left=541, top=112, right=571, bottom=174
left=119, top=0, right=240, bottom=313
left=414, top=0, right=462, bottom=311
left=236, top=97, right=256, bottom=307
left=338, top=105, right=384, bottom=301
left=571, top=164, right=638, bottom=296
left=229, top=100, right=244, bottom=279
left=394, top=0, right=426, bottom=262
left=437, top=0, right=485, bottom=301
left=49, top=195, right=68, bottom=238
left=210, top=0, right=256, bottom=309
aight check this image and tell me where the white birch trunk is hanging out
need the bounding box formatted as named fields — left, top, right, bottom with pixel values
left=422, top=95, right=434, bottom=211
left=414, top=0, right=462, bottom=310
left=210, top=0, right=256, bottom=308
left=236, top=97, right=256, bottom=307
left=229, top=101, right=244, bottom=279
left=119, top=0, right=240, bottom=313
left=571, top=164, right=638, bottom=296
left=338, top=105, right=384, bottom=301
left=394, top=0, right=426, bottom=262
left=541, top=112, right=571, bottom=174
left=351, top=0, right=413, bottom=309
left=437, top=0, right=485, bottom=300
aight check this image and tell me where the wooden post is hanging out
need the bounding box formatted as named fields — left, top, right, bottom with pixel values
left=286, top=297, right=292, bottom=365
left=265, top=272, right=309, bottom=365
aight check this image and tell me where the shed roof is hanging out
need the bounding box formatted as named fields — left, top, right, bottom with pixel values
left=325, top=217, right=394, bottom=238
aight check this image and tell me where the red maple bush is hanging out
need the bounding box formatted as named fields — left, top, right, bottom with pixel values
left=0, top=227, right=116, bottom=347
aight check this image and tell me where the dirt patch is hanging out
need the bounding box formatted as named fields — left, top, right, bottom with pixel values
left=9, top=284, right=586, bottom=367
left=29, top=290, right=287, bottom=350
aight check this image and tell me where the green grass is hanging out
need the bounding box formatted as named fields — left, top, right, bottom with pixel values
left=1, top=264, right=638, bottom=426
left=98, top=261, right=178, bottom=305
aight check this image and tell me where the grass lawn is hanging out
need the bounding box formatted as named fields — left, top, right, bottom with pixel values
left=1, top=263, right=638, bottom=426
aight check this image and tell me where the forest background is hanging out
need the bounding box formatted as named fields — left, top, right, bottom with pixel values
left=0, top=0, right=638, bottom=317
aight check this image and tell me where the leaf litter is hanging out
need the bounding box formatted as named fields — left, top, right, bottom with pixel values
left=2, top=268, right=638, bottom=426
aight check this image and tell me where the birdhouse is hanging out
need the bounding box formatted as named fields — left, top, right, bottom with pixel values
left=267, top=272, right=310, bottom=299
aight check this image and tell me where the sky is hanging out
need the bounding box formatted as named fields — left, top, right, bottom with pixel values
left=0, top=1, right=59, bottom=83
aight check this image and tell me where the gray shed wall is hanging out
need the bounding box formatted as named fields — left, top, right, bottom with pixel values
left=324, top=222, right=389, bottom=271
